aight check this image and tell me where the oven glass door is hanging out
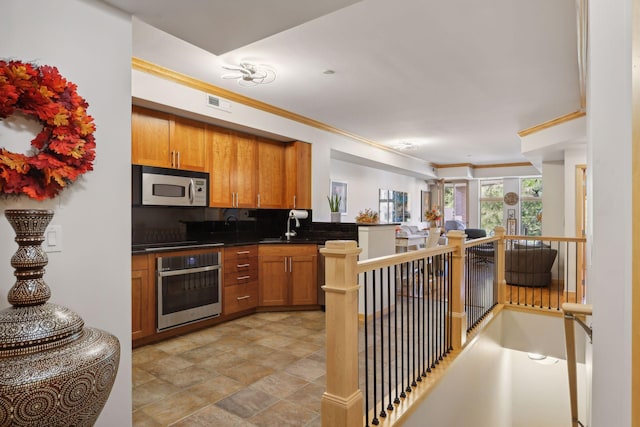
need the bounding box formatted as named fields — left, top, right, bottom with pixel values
left=157, top=265, right=221, bottom=330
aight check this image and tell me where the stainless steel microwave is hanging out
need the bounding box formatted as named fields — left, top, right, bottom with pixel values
left=132, top=165, right=208, bottom=207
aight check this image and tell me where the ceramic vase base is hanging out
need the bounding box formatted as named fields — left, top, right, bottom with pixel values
left=0, top=209, right=120, bottom=426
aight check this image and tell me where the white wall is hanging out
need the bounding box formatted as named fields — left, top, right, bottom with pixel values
left=588, top=0, right=632, bottom=425
left=330, top=159, right=428, bottom=224
left=541, top=162, right=564, bottom=236
left=0, top=1, right=132, bottom=426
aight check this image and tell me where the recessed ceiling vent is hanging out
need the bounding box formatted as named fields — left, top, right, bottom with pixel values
left=206, top=94, right=232, bottom=113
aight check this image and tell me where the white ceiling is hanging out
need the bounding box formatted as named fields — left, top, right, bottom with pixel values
left=102, top=0, right=581, bottom=166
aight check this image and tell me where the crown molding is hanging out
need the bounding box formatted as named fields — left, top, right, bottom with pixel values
left=517, top=111, right=586, bottom=138
left=432, top=162, right=533, bottom=169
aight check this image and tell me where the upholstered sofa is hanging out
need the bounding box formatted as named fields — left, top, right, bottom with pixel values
left=505, top=243, right=558, bottom=287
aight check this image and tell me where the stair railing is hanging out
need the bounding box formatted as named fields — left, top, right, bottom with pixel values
left=562, top=302, right=593, bottom=427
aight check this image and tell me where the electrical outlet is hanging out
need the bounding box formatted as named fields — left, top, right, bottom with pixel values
left=43, top=224, right=62, bottom=253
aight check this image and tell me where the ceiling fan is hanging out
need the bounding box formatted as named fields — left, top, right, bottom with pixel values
left=221, top=62, right=277, bottom=87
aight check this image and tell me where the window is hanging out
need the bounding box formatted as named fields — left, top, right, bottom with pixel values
left=480, top=179, right=503, bottom=234
left=520, top=177, right=542, bottom=236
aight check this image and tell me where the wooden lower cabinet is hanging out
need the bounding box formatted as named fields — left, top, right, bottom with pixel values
left=223, top=245, right=258, bottom=314
left=258, top=244, right=317, bottom=307
left=132, top=254, right=155, bottom=340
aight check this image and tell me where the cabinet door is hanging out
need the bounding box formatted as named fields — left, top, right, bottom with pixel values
left=131, top=106, right=171, bottom=168
left=257, top=139, right=286, bottom=208
left=206, top=128, right=236, bottom=207
left=235, top=133, right=258, bottom=208
left=171, top=117, right=206, bottom=171
left=291, top=254, right=317, bottom=305
left=285, top=141, right=312, bottom=209
left=258, top=255, right=289, bottom=306
left=132, top=255, right=154, bottom=340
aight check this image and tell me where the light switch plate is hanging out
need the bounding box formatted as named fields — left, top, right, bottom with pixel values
left=43, top=224, right=62, bottom=253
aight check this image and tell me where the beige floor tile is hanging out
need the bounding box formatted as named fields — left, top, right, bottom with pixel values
left=283, top=382, right=325, bottom=414
left=195, top=350, right=248, bottom=373
left=252, top=349, right=300, bottom=371
left=188, top=374, right=244, bottom=404
left=170, top=404, right=256, bottom=427
left=254, top=334, right=297, bottom=350
left=252, top=311, right=294, bottom=322
left=142, top=389, right=208, bottom=425
left=178, top=342, right=219, bottom=364
left=249, top=371, right=309, bottom=397
left=133, top=346, right=170, bottom=365
left=211, top=335, right=252, bottom=352
left=304, top=414, right=321, bottom=427
left=152, top=335, right=201, bottom=354
left=230, top=343, right=277, bottom=360
left=133, top=366, right=157, bottom=387
left=215, top=388, right=279, bottom=419
left=133, top=378, right=180, bottom=410
left=139, top=355, right=194, bottom=377
left=238, top=327, right=277, bottom=341
left=157, top=365, right=215, bottom=388
left=217, top=361, right=275, bottom=385
left=284, top=358, right=326, bottom=382
left=278, top=340, right=321, bottom=358
left=250, top=400, right=317, bottom=427
left=133, top=409, right=163, bottom=427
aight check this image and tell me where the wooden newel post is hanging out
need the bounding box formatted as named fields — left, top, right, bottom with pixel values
left=320, top=240, right=363, bottom=427
left=447, top=230, right=467, bottom=349
left=493, top=226, right=507, bottom=303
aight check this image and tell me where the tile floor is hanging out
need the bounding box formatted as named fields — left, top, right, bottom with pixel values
left=133, top=310, right=327, bottom=427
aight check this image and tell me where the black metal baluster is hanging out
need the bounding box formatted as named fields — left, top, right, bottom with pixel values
left=416, top=258, right=423, bottom=384
left=364, top=272, right=370, bottom=427
left=421, top=257, right=427, bottom=378
left=405, top=261, right=411, bottom=394
left=371, top=271, right=379, bottom=425
left=393, top=264, right=400, bottom=405
left=387, top=266, right=394, bottom=412
left=399, top=262, right=406, bottom=399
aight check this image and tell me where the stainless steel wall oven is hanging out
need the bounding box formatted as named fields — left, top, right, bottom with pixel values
left=157, top=251, right=222, bottom=331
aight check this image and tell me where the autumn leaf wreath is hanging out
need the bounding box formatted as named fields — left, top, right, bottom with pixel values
left=0, top=60, right=96, bottom=200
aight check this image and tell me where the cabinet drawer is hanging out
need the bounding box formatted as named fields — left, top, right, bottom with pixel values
left=224, top=282, right=258, bottom=315
left=224, top=245, right=258, bottom=261
left=224, top=267, right=259, bottom=286
left=224, top=257, right=258, bottom=274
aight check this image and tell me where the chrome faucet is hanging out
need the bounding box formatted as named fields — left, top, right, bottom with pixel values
left=284, top=211, right=300, bottom=241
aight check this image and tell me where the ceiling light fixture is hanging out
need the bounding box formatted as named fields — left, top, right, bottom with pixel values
left=221, top=62, right=276, bottom=87
left=392, top=141, right=419, bottom=151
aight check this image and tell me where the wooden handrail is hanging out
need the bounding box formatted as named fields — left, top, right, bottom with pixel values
left=562, top=303, right=592, bottom=427
left=504, top=235, right=587, bottom=243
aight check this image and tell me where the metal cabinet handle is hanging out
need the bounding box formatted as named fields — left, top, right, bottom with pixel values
left=257, top=194, right=261, bottom=208
left=237, top=275, right=251, bottom=280
left=293, top=195, right=296, bottom=209
left=289, top=257, right=292, bottom=272
left=176, top=151, right=180, bottom=168
left=236, top=295, right=251, bottom=301
left=237, top=251, right=251, bottom=255
left=237, top=263, right=250, bottom=268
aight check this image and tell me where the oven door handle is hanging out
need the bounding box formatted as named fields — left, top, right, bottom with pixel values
left=158, top=265, right=220, bottom=277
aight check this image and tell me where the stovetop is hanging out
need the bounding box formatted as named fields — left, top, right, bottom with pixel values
left=132, top=241, right=224, bottom=252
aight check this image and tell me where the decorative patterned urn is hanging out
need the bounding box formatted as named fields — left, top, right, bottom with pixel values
left=0, top=209, right=120, bottom=426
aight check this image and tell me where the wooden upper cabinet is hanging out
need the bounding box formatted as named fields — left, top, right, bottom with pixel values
left=171, top=117, right=206, bottom=171
left=285, top=141, right=312, bottom=209
left=234, top=133, right=258, bottom=208
left=205, top=127, right=257, bottom=208
left=257, top=139, right=286, bottom=209
left=206, top=128, right=235, bottom=207
left=131, top=106, right=171, bottom=168
left=131, top=106, right=205, bottom=171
